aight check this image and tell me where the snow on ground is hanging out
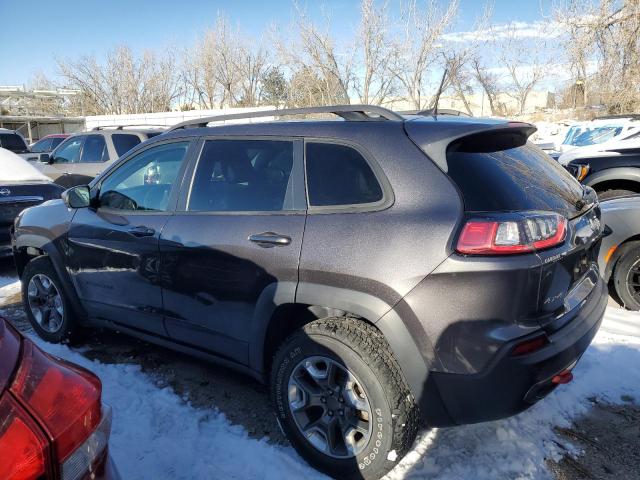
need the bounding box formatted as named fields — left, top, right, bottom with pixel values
left=1, top=276, right=639, bottom=480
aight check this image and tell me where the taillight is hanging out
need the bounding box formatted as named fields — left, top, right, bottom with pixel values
left=0, top=393, right=49, bottom=480
left=457, top=212, right=567, bottom=255
left=10, top=342, right=102, bottom=462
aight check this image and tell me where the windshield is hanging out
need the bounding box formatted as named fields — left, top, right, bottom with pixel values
left=562, top=125, right=623, bottom=147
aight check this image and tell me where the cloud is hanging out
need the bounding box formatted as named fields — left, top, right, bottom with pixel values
left=442, top=20, right=565, bottom=43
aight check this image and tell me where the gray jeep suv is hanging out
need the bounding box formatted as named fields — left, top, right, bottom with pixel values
left=12, top=106, right=607, bottom=479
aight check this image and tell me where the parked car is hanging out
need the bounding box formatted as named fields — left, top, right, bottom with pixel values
left=0, top=148, right=64, bottom=258
left=560, top=134, right=640, bottom=199
left=599, top=195, right=640, bottom=310
left=553, top=114, right=640, bottom=158
left=36, top=126, right=163, bottom=188
left=29, top=133, right=70, bottom=153
left=12, top=106, right=606, bottom=480
left=0, top=128, right=30, bottom=158
left=0, top=316, right=119, bottom=479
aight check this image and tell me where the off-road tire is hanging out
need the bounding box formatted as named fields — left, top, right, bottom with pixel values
left=271, top=317, right=420, bottom=480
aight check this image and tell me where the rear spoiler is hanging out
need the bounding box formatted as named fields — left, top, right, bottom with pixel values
left=404, top=120, right=537, bottom=172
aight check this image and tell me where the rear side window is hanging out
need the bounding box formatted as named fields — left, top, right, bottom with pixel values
left=305, top=143, right=383, bottom=207
left=0, top=133, right=28, bottom=153
left=50, top=137, right=65, bottom=149
left=80, top=135, right=109, bottom=162
left=188, top=139, right=294, bottom=212
left=447, top=141, right=584, bottom=217
left=112, top=134, right=141, bottom=157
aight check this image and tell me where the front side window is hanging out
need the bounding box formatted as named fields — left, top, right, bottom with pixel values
left=99, top=142, right=189, bottom=212
left=30, top=137, right=53, bottom=153
left=188, top=139, right=294, bottom=212
left=80, top=135, right=108, bottom=162
left=52, top=136, right=84, bottom=163
left=112, top=134, right=142, bottom=157
left=305, top=142, right=383, bottom=207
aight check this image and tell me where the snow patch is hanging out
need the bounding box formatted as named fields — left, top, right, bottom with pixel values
left=0, top=147, right=51, bottom=182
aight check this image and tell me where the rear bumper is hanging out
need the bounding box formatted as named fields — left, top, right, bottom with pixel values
left=426, top=276, right=607, bottom=425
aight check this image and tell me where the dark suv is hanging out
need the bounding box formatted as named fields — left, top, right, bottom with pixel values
left=12, top=106, right=607, bottom=480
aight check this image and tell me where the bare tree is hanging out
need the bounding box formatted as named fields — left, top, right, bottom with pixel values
left=276, top=3, right=352, bottom=106
left=469, top=56, right=502, bottom=115
left=58, top=46, right=181, bottom=115
left=555, top=0, right=640, bottom=113
left=182, top=15, right=270, bottom=109
left=391, top=0, right=460, bottom=109
left=495, top=23, right=547, bottom=114
left=355, top=0, right=396, bottom=105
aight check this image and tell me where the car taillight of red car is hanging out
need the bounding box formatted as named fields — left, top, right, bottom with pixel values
left=0, top=317, right=112, bottom=480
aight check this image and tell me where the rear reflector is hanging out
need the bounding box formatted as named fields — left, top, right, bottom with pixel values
left=552, top=371, right=574, bottom=384
left=457, top=212, right=567, bottom=255
left=0, top=393, right=49, bottom=480
left=10, top=342, right=102, bottom=462
left=511, top=335, right=549, bottom=356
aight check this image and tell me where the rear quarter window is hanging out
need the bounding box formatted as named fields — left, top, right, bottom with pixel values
left=112, top=134, right=142, bottom=157
left=447, top=142, right=584, bottom=217
left=305, top=142, right=383, bottom=207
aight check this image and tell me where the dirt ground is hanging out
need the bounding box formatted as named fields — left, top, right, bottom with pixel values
left=548, top=399, right=640, bottom=480
left=2, top=260, right=639, bottom=478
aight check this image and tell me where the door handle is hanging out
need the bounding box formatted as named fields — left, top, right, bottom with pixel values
left=129, top=226, right=156, bottom=237
left=248, top=232, right=291, bottom=247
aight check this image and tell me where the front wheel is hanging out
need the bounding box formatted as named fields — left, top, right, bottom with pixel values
left=22, top=256, right=77, bottom=342
left=271, top=318, right=420, bottom=480
left=613, top=242, right=640, bottom=311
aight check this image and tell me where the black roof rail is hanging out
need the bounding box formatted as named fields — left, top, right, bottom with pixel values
left=91, top=124, right=167, bottom=131
left=401, top=108, right=472, bottom=117
left=166, top=105, right=404, bottom=132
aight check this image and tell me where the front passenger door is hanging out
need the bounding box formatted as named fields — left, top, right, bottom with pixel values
left=40, top=136, right=85, bottom=186
left=67, top=140, right=192, bottom=335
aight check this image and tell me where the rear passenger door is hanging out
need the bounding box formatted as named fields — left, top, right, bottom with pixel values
left=159, top=137, right=306, bottom=366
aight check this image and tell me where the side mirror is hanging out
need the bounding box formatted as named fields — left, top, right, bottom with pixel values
left=62, top=185, right=91, bottom=209
left=39, top=153, right=51, bottom=163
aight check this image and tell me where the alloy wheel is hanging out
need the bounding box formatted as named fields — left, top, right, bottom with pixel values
left=287, top=356, right=373, bottom=459
left=27, top=273, right=65, bottom=333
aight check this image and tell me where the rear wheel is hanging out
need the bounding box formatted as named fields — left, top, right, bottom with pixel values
left=22, top=256, right=77, bottom=342
left=597, top=189, right=636, bottom=200
left=271, top=317, right=420, bottom=480
left=613, top=242, right=640, bottom=311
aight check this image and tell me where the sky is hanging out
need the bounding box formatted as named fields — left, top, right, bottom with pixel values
left=0, top=0, right=552, bottom=85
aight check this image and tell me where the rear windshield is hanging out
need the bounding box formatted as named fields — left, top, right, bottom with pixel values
left=447, top=142, right=585, bottom=217
left=0, top=133, right=28, bottom=152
